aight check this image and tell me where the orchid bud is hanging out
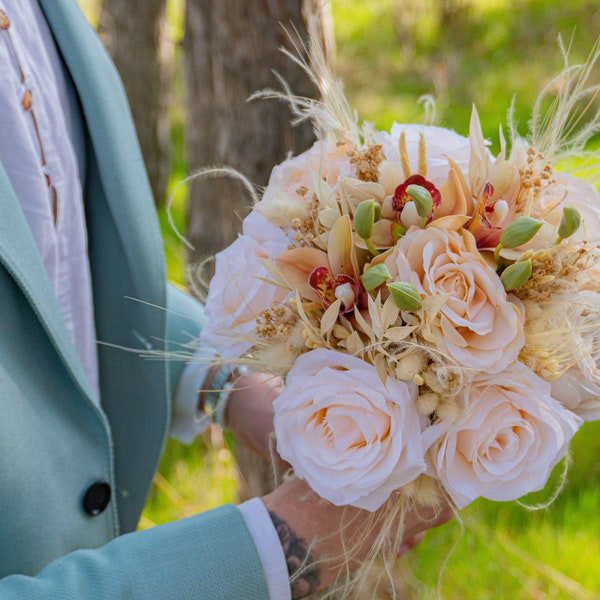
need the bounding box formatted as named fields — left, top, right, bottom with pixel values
left=361, top=264, right=392, bottom=292
left=500, top=259, right=533, bottom=291
left=405, top=184, right=433, bottom=219
left=387, top=282, right=423, bottom=311
left=354, top=199, right=377, bottom=239
left=557, top=204, right=581, bottom=242
left=499, top=216, right=543, bottom=248
left=373, top=202, right=382, bottom=221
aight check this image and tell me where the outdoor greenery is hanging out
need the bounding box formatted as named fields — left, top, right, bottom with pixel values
left=139, top=0, right=600, bottom=597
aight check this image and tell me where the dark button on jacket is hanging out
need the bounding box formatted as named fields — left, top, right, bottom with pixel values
left=83, top=481, right=111, bottom=516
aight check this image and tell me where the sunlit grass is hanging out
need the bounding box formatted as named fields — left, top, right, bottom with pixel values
left=405, top=420, right=600, bottom=598
left=141, top=428, right=239, bottom=529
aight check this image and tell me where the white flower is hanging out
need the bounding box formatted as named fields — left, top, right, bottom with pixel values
left=385, top=226, right=525, bottom=373
left=550, top=291, right=600, bottom=422
left=535, top=172, right=600, bottom=240
left=200, top=211, right=290, bottom=359
left=423, top=363, right=582, bottom=509
left=378, top=124, right=472, bottom=187
left=273, top=349, right=426, bottom=511
left=258, top=140, right=355, bottom=227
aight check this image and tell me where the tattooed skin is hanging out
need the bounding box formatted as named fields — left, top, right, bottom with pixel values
left=269, top=510, right=321, bottom=599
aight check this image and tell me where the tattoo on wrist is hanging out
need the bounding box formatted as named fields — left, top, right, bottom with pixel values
left=269, top=510, right=321, bottom=599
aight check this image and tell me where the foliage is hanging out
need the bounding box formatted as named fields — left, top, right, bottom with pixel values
left=333, top=0, right=600, bottom=147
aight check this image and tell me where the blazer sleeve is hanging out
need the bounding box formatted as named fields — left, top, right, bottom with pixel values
left=0, top=504, right=271, bottom=599
left=164, top=282, right=208, bottom=401
left=164, top=283, right=221, bottom=442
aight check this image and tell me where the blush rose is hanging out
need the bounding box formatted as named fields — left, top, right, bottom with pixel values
left=258, top=139, right=355, bottom=227
left=423, top=363, right=582, bottom=509
left=273, top=349, right=426, bottom=511
left=536, top=172, right=600, bottom=239
left=385, top=226, right=525, bottom=373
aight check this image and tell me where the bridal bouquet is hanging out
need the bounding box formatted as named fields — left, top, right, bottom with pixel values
left=200, top=37, right=599, bottom=516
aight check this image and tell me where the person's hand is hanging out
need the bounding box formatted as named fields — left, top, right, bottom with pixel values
left=224, top=371, right=283, bottom=461
left=262, top=478, right=453, bottom=598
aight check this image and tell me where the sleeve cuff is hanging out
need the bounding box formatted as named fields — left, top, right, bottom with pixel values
left=169, top=345, right=218, bottom=444
left=238, top=498, right=291, bottom=600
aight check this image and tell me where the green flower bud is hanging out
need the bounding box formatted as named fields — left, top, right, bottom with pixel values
left=500, top=259, right=533, bottom=291
left=354, top=199, right=376, bottom=239
left=499, top=216, right=543, bottom=248
left=361, top=264, right=392, bottom=292
left=392, top=222, right=407, bottom=241
left=557, top=204, right=581, bottom=242
left=387, top=281, right=423, bottom=311
left=406, top=184, right=433, bottom=219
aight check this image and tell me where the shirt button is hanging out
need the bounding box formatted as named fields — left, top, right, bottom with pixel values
left=83, top=481, right=112, bottom=516
left=22, top=89, right=33, bottom=111
left=0, top=10, right=10, bottom=30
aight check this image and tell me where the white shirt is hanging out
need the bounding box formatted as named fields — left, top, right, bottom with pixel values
left=0, top=2, right=289, bottom=598
left=0, top=0, right=99, bottom=398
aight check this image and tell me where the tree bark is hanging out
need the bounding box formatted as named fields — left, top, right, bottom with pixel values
left=184, top=0, right=332, bottom=497
left=98, top=0, right=171, bottom=206
left=183, top=0, right=331, bottom=267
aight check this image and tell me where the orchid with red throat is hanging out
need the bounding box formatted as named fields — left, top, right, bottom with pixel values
left=275, top=215, right=363, bottom=315
left=393, top=174, right=441, bottom=228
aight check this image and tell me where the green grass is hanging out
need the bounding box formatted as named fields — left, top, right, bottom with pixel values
left=145, top=0, right=600, bottom=596
left=140, top=430, right=239, bottom=529
left=406, top=421, right=600, bottom=598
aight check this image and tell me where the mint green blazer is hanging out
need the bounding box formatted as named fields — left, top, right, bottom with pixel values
left=0, top=1, right=270, bottom=597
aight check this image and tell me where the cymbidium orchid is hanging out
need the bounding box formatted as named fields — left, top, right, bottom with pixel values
left=393, top=174, right=441, bottom=228
left=463, top=108, right=522, bottom=249
left=275, top=214, right=363, bottom=314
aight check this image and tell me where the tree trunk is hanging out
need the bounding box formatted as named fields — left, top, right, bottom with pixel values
left=184, top=0, right=333, bottom=497
left=98, top=0, right=171, bottom=206
left=183, top=0, right=332, bottom=267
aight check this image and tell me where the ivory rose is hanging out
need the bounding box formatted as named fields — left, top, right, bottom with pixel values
left=200, top=211, right=290, bottom=359
left=550, top=291, right=600, bottom=422
left=273, top=349, right=426, bottom=511
left=517, top=172, right=600, bottom=251
left=385, top=226, right=524, bottom=373
left=535, top=172, right=600, bottom=239
left=423, top=363, right=582, bottom=509
left=258, top=139, right=355, bottom=226
left=378, top=124, right=472, bottom=187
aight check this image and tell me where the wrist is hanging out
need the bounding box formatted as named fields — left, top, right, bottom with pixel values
left=200, top=364, right=249, bottom=429
left=263, top=479, right=367, bottom=595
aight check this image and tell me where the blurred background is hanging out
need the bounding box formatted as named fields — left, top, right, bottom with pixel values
left=79, top=1, right=600, bottom=597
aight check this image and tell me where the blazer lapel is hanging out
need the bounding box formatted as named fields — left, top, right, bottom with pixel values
left=0, top=162, right=98, bottom=405
left=38, top=0, right=170, bottom=532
